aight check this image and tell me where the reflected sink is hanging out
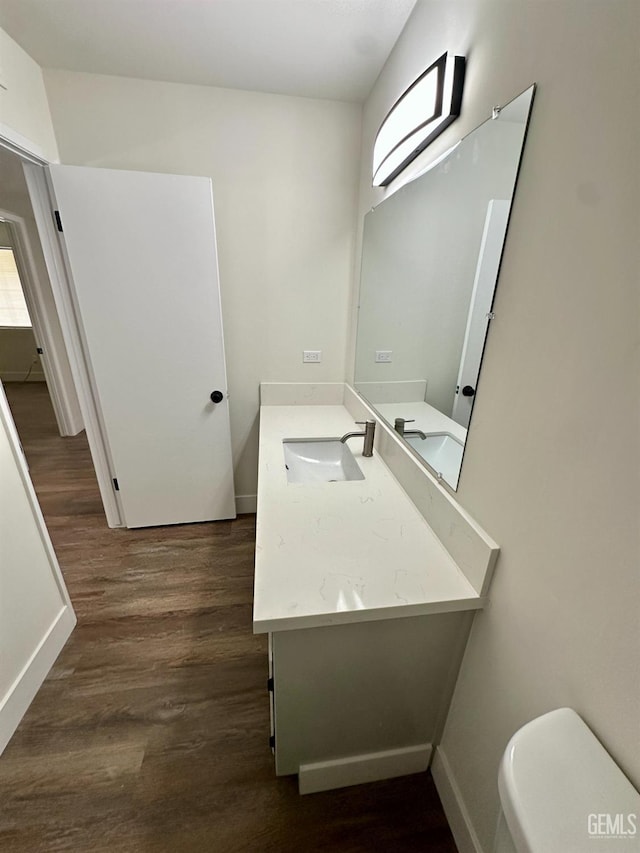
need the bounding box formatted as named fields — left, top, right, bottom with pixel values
left=405, top=432, right=464, bottom=483
left=283, top=439, right=365, bottom=484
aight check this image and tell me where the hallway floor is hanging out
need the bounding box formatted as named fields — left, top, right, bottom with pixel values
left=0, top=383, right=457, bottom=853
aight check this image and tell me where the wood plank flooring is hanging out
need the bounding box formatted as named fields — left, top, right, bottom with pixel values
left=0, top=383, right=457, bottom=853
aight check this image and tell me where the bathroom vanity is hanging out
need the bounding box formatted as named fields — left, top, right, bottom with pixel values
left=253, top=382, right=498, bottom=793
left=251, top=82, right=535, bottom=796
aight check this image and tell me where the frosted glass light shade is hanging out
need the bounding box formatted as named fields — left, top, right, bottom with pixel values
left=373, top=52, right=465, bottom=188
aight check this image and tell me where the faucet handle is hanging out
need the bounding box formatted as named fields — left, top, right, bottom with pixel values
left=394, top=416, right=413, bottom=436
left=355, top=420, right=375, bottom=426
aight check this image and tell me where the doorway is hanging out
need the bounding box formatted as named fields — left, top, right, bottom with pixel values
left=1, top=135, right=236, bottom=531
left=0, top=224, right=42, bottom=383
left=0, top=218, right=57, bottom=467
left=0, top=141, right=83, bottom=447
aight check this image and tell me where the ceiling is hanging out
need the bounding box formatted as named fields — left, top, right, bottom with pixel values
left=0, top=0, right=417, bottom=103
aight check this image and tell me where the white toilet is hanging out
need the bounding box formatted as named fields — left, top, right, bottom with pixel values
left=495, top=707, right=640, bottom=852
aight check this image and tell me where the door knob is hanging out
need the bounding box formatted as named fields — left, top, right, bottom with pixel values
left=462, top=385, right=476, bottom=397
left=210, top=390, right=224, bottom=403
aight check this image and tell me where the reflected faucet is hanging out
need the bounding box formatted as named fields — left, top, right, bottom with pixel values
left=394, top=417, right=427, bottom=440
left=340, top=420, right=375, bottom=457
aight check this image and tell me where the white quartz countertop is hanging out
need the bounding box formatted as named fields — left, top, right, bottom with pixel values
left=253, top=405, right=484, bottom=633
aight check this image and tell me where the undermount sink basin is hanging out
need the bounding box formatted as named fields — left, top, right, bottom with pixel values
left=283, top=438, right=365, bottom=484
left=405, top=432, right=464, bottom=483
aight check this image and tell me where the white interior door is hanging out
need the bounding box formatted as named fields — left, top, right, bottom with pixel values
left=452, top=199, right=510, bottom=429
left=47, top=165, right=236, bottom=528
left=0, top=382, right=76, bottom=754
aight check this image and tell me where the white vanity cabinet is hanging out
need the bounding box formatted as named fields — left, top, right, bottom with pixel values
left=268, top=612, right=473, bottom=793
left=254, top=385, right=499, bottom=793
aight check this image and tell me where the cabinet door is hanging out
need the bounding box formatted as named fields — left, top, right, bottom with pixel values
left=272, top=614, right=469, bottom=779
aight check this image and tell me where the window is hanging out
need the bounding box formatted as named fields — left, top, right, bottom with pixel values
left=0, top=246, right=32, bottom=328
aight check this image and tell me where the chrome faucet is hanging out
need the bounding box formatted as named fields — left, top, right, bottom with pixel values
left=394, top=417, right=426, bottom=440
left=340, top=420, right=375, bottom=457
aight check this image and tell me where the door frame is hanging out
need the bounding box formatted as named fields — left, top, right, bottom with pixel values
left=5, top=129, right=237, bottom=530
left=0, top=128, right=84, bottom=437
left=452, top=199, right=510, bottom=429
left=0, top=209, right=82, bottom=436
left=23, top=164, right=124, bottom=528
left=0, top=129, right=123, bottom=527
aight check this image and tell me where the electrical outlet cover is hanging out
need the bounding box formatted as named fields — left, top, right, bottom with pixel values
left=375, top=350, right=392, bottom=363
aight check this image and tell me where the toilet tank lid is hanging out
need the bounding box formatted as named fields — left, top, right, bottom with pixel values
left=498, top=708, right=640, bottom=853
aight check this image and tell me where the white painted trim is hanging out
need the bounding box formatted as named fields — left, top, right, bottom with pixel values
left=0, top=606, right=75, bottom=755
left=0, top=383, right=76, bottom=754
left=23, top=164, right=124, bottom=528
left=298, top=744, right=432, bottom=795
left=0, top=210, right=83, bottom=436
left=431, top=747, right=485, bottom=853
left=0, top=123, right=51, bottom=165
left=260, top=382, right=346, bottom=406
left=235, top=494, right=257, bottom=514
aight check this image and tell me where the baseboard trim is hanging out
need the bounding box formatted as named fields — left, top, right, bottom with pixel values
left=0, top=604, right=75, bottom=756
left=431, top=746, right=485, bottom=853
left=298, top=743, right=432, bottom=795
left=235, top=494, right=257, bottom=514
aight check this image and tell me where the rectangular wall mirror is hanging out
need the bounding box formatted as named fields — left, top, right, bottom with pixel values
left=354, top=84, right=536, bottom=489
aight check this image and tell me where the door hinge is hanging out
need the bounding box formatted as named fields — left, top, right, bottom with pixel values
left=113, top=478, right=120, bottom=491
left=267, top=677, right=274, bottom=693
left=269, top=734, right=275, bottom=750
left=36, top=347, right=44, bottom=355
left=54, top=210, right=63, bottom=232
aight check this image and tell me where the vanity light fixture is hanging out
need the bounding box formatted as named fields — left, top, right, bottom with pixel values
left=372, top=52, right=465, bottom=188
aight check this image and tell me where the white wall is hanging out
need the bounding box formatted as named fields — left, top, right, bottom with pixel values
left=43, top=70, right=362, bottom=500
left=356, top=1, right=640, bottom=850
left=0, top=328, right=43, bottom=382
left=0, top=386, right=63, bottom=701
left=0, top=382, right=75, bottom=754
left=0, top=27, right=59, bottom=161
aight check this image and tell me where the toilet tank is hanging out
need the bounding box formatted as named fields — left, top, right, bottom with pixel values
left=497, top=708, right=640, bottom=853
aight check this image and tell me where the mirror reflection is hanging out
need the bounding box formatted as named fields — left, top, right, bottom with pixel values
left=354, top=85, right=535, bottom=489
